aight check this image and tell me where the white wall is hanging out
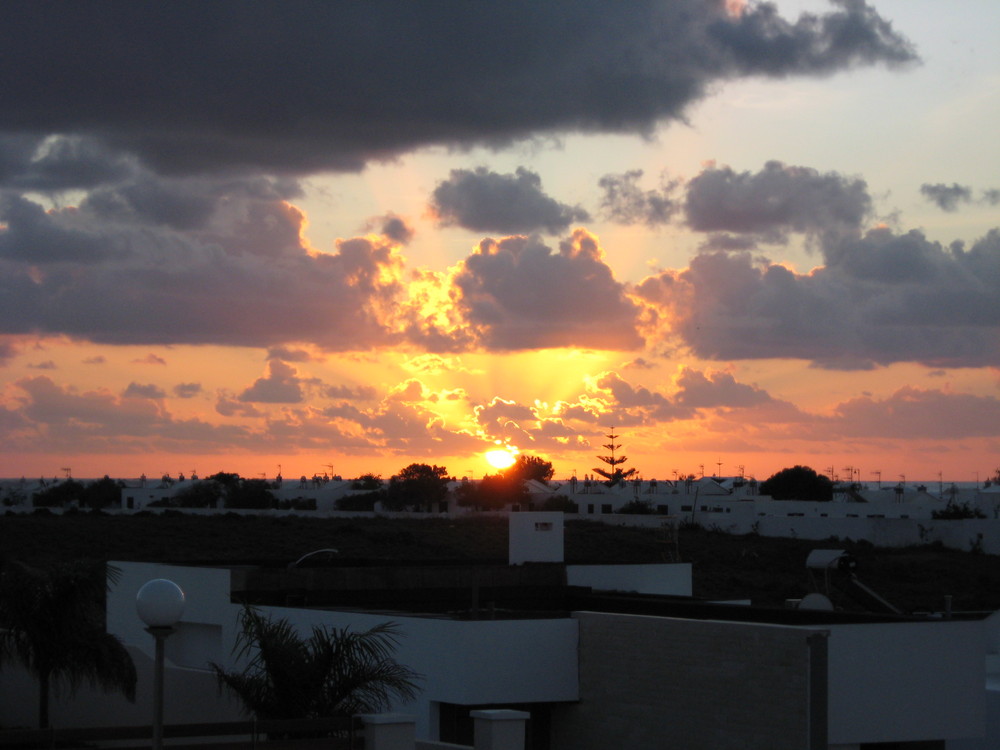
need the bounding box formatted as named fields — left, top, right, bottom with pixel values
left=509, top=512, right=564, bottom=564
left=826, top=620, right=985, bottom=745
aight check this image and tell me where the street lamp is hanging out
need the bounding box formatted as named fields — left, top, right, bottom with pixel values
left=136, top=579, right=185, bottom=750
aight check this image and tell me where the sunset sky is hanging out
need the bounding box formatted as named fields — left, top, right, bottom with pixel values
left=1, top=1, right=998, bottom=484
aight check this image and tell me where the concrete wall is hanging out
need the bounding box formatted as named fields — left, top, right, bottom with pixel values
left=551, top=611, right=823, bottom=750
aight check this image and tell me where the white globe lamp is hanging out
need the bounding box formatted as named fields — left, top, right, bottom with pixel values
left=136, top=579, right=186, bottom=628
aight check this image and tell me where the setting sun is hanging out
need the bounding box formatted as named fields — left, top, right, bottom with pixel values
left=484, top=448, right=518, bottom=470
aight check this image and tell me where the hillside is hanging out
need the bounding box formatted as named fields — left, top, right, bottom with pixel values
left=3, top=510, right=1000, bottom=613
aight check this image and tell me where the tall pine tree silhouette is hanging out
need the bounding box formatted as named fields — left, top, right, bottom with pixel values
left=593, top=427, right=637, bottom=486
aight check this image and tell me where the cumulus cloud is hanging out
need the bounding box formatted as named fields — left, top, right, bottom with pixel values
left=0, top=2, right=916, bottom=178
left=920, top=183, right=973, bottom=212
left=0, top=191, right=409, bottom=349
left=672, top=367, right=772, bottom=408
left=365, top=213, right=416, bottom=245
left=635, top=227, right=1000, bottom=368
left=430, top=167, right=588, bottom=235
left=238, top=361, right=312, bottom=404
left=453, top=230, right=644, bottom=350
left=1, top=375, right=253, bottom=454
left=684, top=161, right=872, bottom=245
left=598, top=170, right=680, bottom=226
left=829, top=386, right=1000, bottom=439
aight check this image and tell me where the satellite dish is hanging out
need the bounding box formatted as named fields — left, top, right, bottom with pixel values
left=798, top=593, right=835, bottom=611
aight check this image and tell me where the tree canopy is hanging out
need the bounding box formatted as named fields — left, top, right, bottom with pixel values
left=760, top=465, right=833, bottom=502
left=505, top=454, right=554, bottom=484
left=456, top=473, right=530, bottom=511
left=384, top=464, right=450, bottom=511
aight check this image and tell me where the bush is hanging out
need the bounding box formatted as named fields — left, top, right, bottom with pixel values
left=932, top=502, right=986, bottom=520
left=337, top=492, right=382, bottom=511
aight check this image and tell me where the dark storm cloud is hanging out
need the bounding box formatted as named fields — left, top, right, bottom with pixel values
left=0, top=1, right=916, bottom=178
left=598, top=170, right=680, bottom=226
left=920, top=183, right=973, bottom=212
left=453, top=230, right=644, bottom=351
left=707, top=0, right=916, bottom=74
left=0, top=193, right=114, bottom=263
left=636, top=227, right=1000, bottom=368
left=684, top=161, right=872, bottom=243
left=0, top=135, right=136, bottom=192
left=431, top=168, right=589, bottom=235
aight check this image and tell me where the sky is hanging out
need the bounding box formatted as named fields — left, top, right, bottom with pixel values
left=1, top=0, right=998, bottom=484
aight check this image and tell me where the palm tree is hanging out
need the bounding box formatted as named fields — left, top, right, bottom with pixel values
left=212, top=605, right=420, bottom=721
left=0, top=560, right=137, bottom=728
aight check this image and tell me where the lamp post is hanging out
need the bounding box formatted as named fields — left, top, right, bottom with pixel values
left=136, top=579, right=185, bottom=750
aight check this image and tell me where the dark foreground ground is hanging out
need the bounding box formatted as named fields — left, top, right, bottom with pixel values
left=3, top=510, right=1000, bottom=613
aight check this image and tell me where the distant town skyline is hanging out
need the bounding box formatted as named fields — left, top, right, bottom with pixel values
left=1, top=1, right=997, bottom=483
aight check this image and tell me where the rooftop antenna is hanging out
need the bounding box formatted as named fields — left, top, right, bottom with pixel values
left=699, top=464, right=704, bottom=479
left=872, top=470, right=881, bottom=489
left=715, top=459, right=723, bottom=477
left=60, top=467, right=72, bottom=479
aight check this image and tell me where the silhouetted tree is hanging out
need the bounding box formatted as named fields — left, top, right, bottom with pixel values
left=760, top=465, right=833, bottom=502
left=540, top=495, right=579, bottom=513
left=384, top=464, right=449, bottom=511
left=212, top=606, right=419, bottom=724
left=0, top=561, right=136, bottom=728
left=505, top=455, right=554, bottom=484
left=171, top=480, right=224, bottom=508
left=78, top=476, right=123, bottom=509
left=593, top=427, right=637, bottom=487
left=351, top=473, right=384, bottom=491
left=225, top=478, right=276, bottom=509
left=32, top=479, right=86, bottom=507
